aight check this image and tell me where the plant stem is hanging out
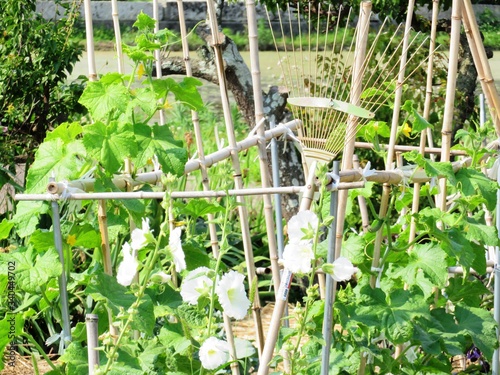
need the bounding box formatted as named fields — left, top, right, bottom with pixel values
left=22, top=334, right=59, bottom=372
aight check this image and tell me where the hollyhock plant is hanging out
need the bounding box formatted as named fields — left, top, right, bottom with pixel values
left=169, top=227, right=186, bottom=272
left=215, top=270, right=251, bottom=320
left=130, top=218, right=154, bottom=251
left=287, top=210, right=319, bottom=242
left=281, top=240, right=314, bottom=274
left=199, top=337, right=229, bottom=370
left=116, top=242, right=138, bottom=286
left=322, top=256, right=357, bottom=282
left=180, top=267, right=213, bottom=305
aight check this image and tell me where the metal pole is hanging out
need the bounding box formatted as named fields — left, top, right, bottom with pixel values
left=50, top=177, right=72, bottom=351
left=321, top=161, right=340, bottom=375
left=86, top=314, right=99, bottom=374
left=493, top=160, right=500, bottom=374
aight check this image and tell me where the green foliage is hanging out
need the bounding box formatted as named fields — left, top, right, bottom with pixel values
left=0, top=0, right=85, bottom=166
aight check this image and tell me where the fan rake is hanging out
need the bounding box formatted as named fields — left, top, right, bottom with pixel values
left=265, top=2, right=432, bottom=167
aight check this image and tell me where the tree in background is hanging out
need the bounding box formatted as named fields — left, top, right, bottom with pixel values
left=0, top=0, right=85, bottom=169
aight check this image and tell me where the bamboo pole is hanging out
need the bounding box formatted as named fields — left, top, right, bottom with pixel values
left=354, top=141, right=467, bottom=155
left=438, top=0, right=462, bottom=212
left=83, top=0, right=97, bottom=81
left=204, top=0, right=265, bottom=356
left=461, top=0, right=500, bottom=135
left=369, top=0, right=415, bottom=289
left=409, top=0, right=439, bottom=250
left=245, top=0, right=282, bottom=299
left=154, top=0, right=166, bottom=125
left=334, top=1, right=371, bottom=262
left=110, top=0, right=124, bottom=74
left=257, top=162, right=318, bottom=375
left=177, top=2, right=239, bottom=373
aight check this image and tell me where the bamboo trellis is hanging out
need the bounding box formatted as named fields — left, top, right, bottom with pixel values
left=14, top=0, right=500, bottom=373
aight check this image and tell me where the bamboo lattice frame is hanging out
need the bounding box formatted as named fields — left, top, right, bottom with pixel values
left=14, top=0, right=500, bottom=374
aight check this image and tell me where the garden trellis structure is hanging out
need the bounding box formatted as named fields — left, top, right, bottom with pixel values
left=13, top=0, right=500, bottom=374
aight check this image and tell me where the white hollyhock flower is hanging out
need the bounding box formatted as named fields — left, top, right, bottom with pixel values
left=116, top=242, right=138, bottom=286
left=215, top=271, right=251, bottom=320
left=180, top=267, right=213, bottom=305
left=288, top=210, right=319, bottom=242
left=234, top=338, right=256, bottom=359
left=199, top=337, right=229, bottom=370
left=169, top=227, right=186, bottom=272
left=131, top=218, right=153, bottom=251
left=282, top=240, right=314, bottom=274
left=323, top=256, right=357, bottom=282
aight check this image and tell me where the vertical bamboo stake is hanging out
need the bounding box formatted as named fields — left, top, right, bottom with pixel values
left=408, top=0, right=439, bottom=244
left=204, top=0, right=265, bottom=355
left=493, top=162, right=500, bottom=375
left=257, top=163, right=317, bottom=375
left=97, top=200, right=119, bottom=340
left=369, top=0, right=415, bottom=288
left=83, top=0, right=97, bottom=82
left=353, top=155, right=370, bottom=233
left=438, top=0, right=462, bottom=212
left=461, top=0, right=500, bottom=135
left=334, top=1, right=371, bottom=262
left=110, top=0, right=124, bottom=74
left=86, top=314, right=99, bottom=374
left=154, top=0, right=166, bottom=125
left=245, top=0, right=282, bottom=297
left=201, top=0, right=264, bottom=363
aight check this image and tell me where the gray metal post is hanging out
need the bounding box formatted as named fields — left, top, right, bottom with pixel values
left=493, top=162, right=500, bottom=374
left=86, top=314, right=100, bottom=374
left=321, top=161, right=340, bottom=375
left=50, top=177, right=72, bottom=350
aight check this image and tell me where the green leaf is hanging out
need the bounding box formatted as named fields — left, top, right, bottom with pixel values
left=398, top=243, right=448, bottom=289
left=456, top=168, right=498, bottom=211
left=86, top=271, right=155, bottom=335
left=0, top=247, right=62, bottom=293
left=133, top=123, right=187, bottom=176
left=58, top=341, right=91, bottom=375
left=83, top=121, right=137, bottom=174
left=445, top=277, right=490, bottom=307
left=133, top=11, right=156, bottom=31
left=152, top=77, right=204, bottom=111
left=0, top=219, right=14, bottom=240
left=178, top=199, right=225, bottom=218
left=403, top=152, right=456, bottom=184
left=128, top=87, right=158, bottom=120
left=11, top=201, right=49, bottom=238
left=29, top=230, right=55, bottom=253
left=159, top=324, right=192, bottom=355
left=78, top=77, right=129, bottom=121
left=455, top=304, right=498, bottom=360
left=135, top=34, right=161, bottom=51
left=0, top=313, right=25, bottom=369
left=183, top=239, right=210, bottom=270
left=44, top=122, right=82, bottom=143
left=402, top=100, right=433, bottom=132
left=25, top=138, right=86, bottom=194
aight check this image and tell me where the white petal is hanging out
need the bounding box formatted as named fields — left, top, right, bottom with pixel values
left=288, top=210, right=318, bottom=242
left=116, top=243, right=138, bottom=286
left=199, top=337, right=229, bottom=370
left=215, top=271, right=251, bottom=320
left=234, top=338, right=256, bottom=359
left=282, top=240, right=314, bottom=274
left=180, top=267, right=213, bottom=305
left=331, top=256, right=356, bottom=282
left=169, top=227, right=186, bottom=272
left=130, top=218, right=152, bottom=251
